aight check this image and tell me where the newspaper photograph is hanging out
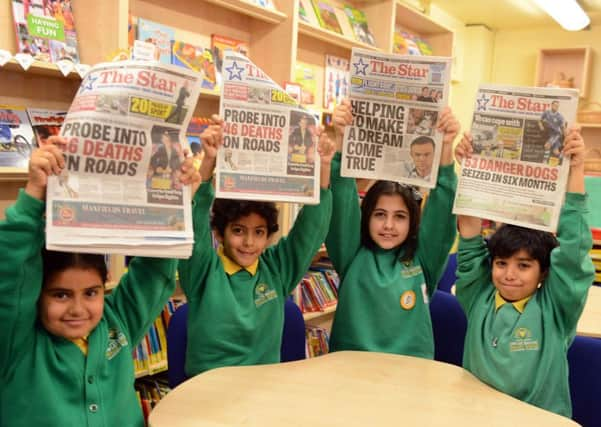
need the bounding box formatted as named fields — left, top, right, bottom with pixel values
left=46, top=61, right=202, bottom=257
left=341, top=48, right=451, bottom=188
left=453, top=84, right=579, bottom=232
left=216, top=51, right=320, bottom=204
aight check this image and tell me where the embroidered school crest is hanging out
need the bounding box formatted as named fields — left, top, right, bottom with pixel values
left=401, top=263, right=423, bottom=278
left=254, top=283, right=277, bottom=307
left=509, top=327, right=539, bottom=352
left=105, top=328, right=129, bottom=360
left=400, top=290, right=416, bottom=310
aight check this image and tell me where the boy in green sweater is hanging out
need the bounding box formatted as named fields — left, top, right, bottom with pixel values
left=325, top=99, right=460, bottom=357
left=179, top=115, right=334, bottom=376
left=455, top=127, right=595, bottom=417
left=0, top=138, right=201, bottom=427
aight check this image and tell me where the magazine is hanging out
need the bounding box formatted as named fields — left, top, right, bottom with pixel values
left=294, top=62, right=318, bottom=106
left=171, top=40, right=217, bottom=91
left=453, top=84, right=579, bottom=232
left=11, top=0, right=79, bottom=63
left=216, top=51, right=320, bottom=204
left=26, top=108, right=66, bottom=146
left=311, top=0, right=343, bottom=34
left=323, top=54, right=350, bottom=109
left=340, top=48, right=451, bottom=188
left=0, top=104, right=35, bottom=169
left=46, top=61, right=202, bottom=257
left=137, top=18, right=174, bottom=64
left=343, top=4, right=376, bottom=46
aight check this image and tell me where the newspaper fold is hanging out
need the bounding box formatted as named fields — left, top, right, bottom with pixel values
left=46, top=61, right=202, bottom=258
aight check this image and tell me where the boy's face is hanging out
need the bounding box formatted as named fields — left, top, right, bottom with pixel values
left=410, top=143, right=434, bottom=177
left=492, top=249, right=544, bottom=302
left=39, top=268, right=105, bottom=339
left=369, top=194, right=410, bottom=250
left=217, top=213, right=270, bottom=268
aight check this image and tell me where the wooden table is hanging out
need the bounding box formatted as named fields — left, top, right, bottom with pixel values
left=577, top=285, right=601, bottom=338
left=149, top=351, right=577, bottom=427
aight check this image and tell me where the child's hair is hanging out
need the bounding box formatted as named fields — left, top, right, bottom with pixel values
left=488, top=225, right=558, bottom=273
left=42, top=249, right=108, bottom=286
left=211, top=199, right=279, bottom=236
left=360, top=181, right=421, bottom=261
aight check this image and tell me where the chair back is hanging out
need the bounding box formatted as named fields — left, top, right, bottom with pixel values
left=166, top=303, right=189, bottom=389
left=568, top=335, right=601, bottom=427
left=281, top=299, right=306, bottom=362
left=429, top=290, right=467, bottom=366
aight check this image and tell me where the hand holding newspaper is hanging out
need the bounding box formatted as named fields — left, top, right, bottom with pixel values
left=46, top=61, right=202, bottom=258
left=453, top=84, right=579, bottom=232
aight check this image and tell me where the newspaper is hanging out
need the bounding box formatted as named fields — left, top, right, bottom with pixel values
left=341, top=48, right=451, bottom=188
left=216, top=51, right=320, bottom=204
left=453, top=84, right=579, bottom=232
left=46, top=61, right=202, bottom=258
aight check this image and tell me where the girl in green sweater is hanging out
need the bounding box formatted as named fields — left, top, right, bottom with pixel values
left=326, top=99, right=459, bottom=358
left=0, top=137, right=201, bottom=427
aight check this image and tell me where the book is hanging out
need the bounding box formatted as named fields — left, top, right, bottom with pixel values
left=294, top=62, right=317, bottom=106
left=11, top=0, right=80, bottom=63
left=26, top=108, right=66, bottom=146
left=323, top=54, right=350, bottom=109
left=298, top=0, right=319, bottom=26
left=250, top=0, right=275, bottom=9
left=415, top=37, right=433, bottom=56
left=171, top=40, right=217, bottom=91
left=343, top=4, right=376, bottom=46
left=137, top=18, right=174, bottom=64
left=0, top=104, right=35, bottom=169
left=311, top=0, right=343, bottom=34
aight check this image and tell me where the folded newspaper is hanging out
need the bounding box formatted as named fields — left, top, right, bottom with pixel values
left=46, top=61, right=202, bottom=258
left=341, top=48, right=451, bottom=188
left=216, top=51, right=320, bottom=204
left=453, top=84, right=578, bottom=232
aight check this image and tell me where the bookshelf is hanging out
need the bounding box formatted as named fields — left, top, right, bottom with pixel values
left=535, top=47, right=591, bottom=99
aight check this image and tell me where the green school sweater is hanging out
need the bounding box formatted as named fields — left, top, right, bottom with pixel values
left=456, top=192, right=595, bottom=418
left=0, top=190, right=177, bottom=427
left=325, top=153, right=457, bottom=357
left=178, top=181, right=332, bottom=376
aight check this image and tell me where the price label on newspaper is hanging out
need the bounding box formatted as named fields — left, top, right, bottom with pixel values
left=46, top=61, right=202, bottom=258
left=216, top=51, right=320, bottom=204
left=453, top=84, right=579, bottom=232
left=341, top=48, right=451, bottom=188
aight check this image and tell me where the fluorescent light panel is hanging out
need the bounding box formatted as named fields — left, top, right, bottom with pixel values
left=532, top=0, right=590, bottom=30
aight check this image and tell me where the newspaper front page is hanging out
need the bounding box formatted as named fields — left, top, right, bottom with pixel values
left=216, top=51, right=320, bottom=204
left=46, top=61, right=202, bottom=257
left=341, top=48, right=452, bottom=188
left=453, top=84, right=578, bottom=232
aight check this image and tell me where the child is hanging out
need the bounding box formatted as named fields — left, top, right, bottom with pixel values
left=178, top=115, right=334, bottom=376
left=455, top=128, right=595, bottom=417
left=0, top=138, right=200, bottom=427
left=325, top=99, right=459, bottom=357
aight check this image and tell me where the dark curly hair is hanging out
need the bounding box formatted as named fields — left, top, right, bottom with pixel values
left=211, top=199, right=279, bottom=237
left=488, top=225, right=558, bottom=273
left=42, top=249, right=108, bottom=287
left=360, top=180, right=421, bottom=262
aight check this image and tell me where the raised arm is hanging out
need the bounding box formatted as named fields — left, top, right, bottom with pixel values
left=267, top=129, right=333, bottom=294
left=544, top=127, right=595, bottom=334
left=324, top=99, right=362, bottom=280
left=416, top=107, right=459, bottom=295
left=178, top=115, right=222, bottom=298
left=0, top=142, right=64, bottom=377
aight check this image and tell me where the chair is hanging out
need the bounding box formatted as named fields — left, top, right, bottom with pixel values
left=429, top=290, right=467, bottom=367
left=166, top=303, right=189, bottom=389
left=166, top=299, right=306, bottom=389
left=568, top=336, right=601, bottom=427
left=437, top=252, right=457, bottom=293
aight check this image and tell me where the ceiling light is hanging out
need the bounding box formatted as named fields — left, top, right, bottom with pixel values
left=532, top=0, right=590, bottom=30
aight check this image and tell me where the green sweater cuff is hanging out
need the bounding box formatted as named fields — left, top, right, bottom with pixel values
left=14, top=189, right=45, bottom=219
left=459, top=234, right=484, bottom=249
left=564, top=191, right=587, bottom=208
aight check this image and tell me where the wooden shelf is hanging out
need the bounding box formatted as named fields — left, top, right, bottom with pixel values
left=0, top=169, right=28, bottom=182
left=303, top=304, right=337, bottom=321
left=298, top=21, right=380, bottom=52
left=579, top=123, right=601, bottom=128
left=204, top=0, right=287, bottom=24
left=535, top=47, right=591, bottom=98
left=1, top=58, right=83, bottom=80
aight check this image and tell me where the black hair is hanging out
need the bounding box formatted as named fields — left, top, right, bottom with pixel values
left=42, top=249, right=108, bottom=287
left=360, top=180, right=421, bottom=262
left=410, top=135, right=435, bottom=148
left=488, top=225, right=558, bottom=273
left=211, top=199, right=279, bottom=237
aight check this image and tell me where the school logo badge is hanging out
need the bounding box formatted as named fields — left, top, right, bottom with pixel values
left=401, top=263, right=422, bottom=278
left=105, top=328, right=129, bottom=360
left=400, top=290, right=416, bottom=310
left=254, top=283, right=277, bottom=307
left=509, top=327, right=539, bottom=352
